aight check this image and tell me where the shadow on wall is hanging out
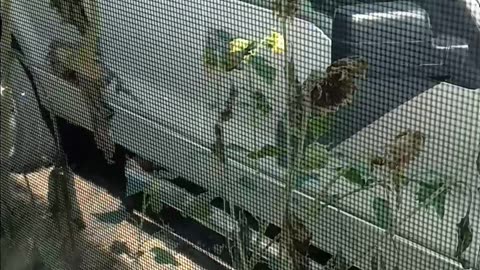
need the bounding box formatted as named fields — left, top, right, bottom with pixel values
left=56, top=117, right=128, bottom=199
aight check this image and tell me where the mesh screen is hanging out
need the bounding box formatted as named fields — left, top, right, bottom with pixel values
left=1, top=0, right=479, bottom=269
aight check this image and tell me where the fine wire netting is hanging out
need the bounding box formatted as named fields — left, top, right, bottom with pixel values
left=1, top=0, right=479, bottom=269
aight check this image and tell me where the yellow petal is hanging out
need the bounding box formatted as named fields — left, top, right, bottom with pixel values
left=229, top=38, right=251, bottom=53
left=266, top=32, right=285, bottom=54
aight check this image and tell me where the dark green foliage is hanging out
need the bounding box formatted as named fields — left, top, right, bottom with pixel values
left=339, top=167, right=367, bottom=187
left=415, top=182, right=447, bottom=219
left=338, top=161, right=371, bottom=187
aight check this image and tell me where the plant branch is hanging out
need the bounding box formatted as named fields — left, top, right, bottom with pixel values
left=279, top=15, right=296, bottom=266
left=211, top=79, right=248, bottom=268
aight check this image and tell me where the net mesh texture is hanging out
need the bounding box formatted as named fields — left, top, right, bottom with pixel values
left=1, top=0, right=479, bottom=270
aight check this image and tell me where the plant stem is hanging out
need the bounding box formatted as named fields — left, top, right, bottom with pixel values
left=231, top=203, right=247, bottom=269
left=24, top=174, right=36, bottom=206
left=248, top=220, right=271, bottom=269
left=280, top=11, right=310, bottom=268
left=77, top=0, right=101, bottom=68
left=347, top=181, right=451, bottom=269
left=212, top=77, right=247, bottom=268
left=50, top=116, right=82, bottom=264
left=134, top=191, right=148, bottom=269
left=279, top=15, right=295, bottom=265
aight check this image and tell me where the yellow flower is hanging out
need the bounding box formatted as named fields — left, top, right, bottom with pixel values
left=243, top=49, right=257, bottom=62
left=229, top=38, right=251, bottom=53
left=265, top=32, right=285, bottom=54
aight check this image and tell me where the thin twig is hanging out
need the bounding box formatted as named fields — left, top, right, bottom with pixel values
left=319, top=180, right=381, bottom=211
left=24, top=174, right=36, bottom=206
left=231, top=203, right=247, bottom=269
left=213, top=78, right=246, bottom=268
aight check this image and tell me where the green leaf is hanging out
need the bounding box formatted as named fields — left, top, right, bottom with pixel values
left=307, top=116, right=330, bottom=139
left=203, top=47, right=218, bottom=68
left=225, top=51, right=246, bottom=71
left=415, top=183, right=447, bottom=219
left=150, top=247, right=179, bottom=266
left=302, top=143, right=330, bottom=171
left=373, top=197, right=392, bottom=229
left=251, top=91, right=272, bottom=116
left=251, top=56, right=276, bottom=84
left=93, top=209, right=127, bottom=225
left=338, top=167, right=366, bottom=187
left=338, top=161, right=373, bottom=187
left=203, top=29, right=232, bottom=71
left=247, top=145, right=287, bottom=160
left=454, top=213, right=473, bottom=259
left=144, top=180, right=166, bottom=214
